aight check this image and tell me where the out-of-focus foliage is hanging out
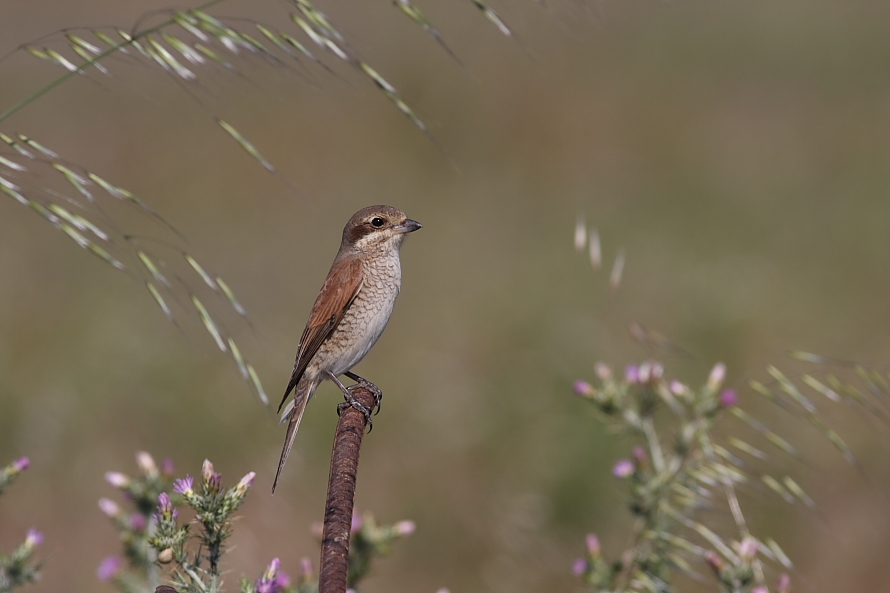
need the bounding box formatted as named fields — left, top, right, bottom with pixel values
left=0, top=458, right=43, bottom=593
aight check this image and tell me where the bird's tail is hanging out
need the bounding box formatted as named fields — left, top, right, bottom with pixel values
left=272, top=384, right=311, bottom=494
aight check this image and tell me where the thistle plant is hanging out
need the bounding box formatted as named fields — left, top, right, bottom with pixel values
left=98, top=453, right=415, bottom=593
left=97, top=451, right=176, bottom=592
left=572, top=362, right=794, bottom=593
left=342, top=513, right=416, bottom=588
left=0, top=457, right=43, bottom=593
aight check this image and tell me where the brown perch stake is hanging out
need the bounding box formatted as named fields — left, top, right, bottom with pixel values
left=318, top=384, right=377, bottom=593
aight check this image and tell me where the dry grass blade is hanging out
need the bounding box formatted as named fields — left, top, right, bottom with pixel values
left=730, top=407, right=799, bottom=458
left=1, top=134, right=266, bottom=403
left=216, top=119, right=275, bottom=172
left=147, top=282, right=175, bottom=321
left=191, top=295, right=227, bottom=352
left=471, top=0, right=514, bottom=37
left=393, top=0, right=463, bottom=66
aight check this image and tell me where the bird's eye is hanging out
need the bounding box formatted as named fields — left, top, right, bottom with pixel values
left=370, top=217, right=385, bottom=228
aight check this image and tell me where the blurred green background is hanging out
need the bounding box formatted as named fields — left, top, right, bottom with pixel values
left=2, top=0, right=890, bottom=591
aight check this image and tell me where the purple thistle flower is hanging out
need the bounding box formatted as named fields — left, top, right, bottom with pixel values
left=97, top=556, right=122, bottom=582
left=130, top=514, right=148, bottom=532
left=573, top=380, right=594, bottom=396
left=257, top=558, right=290, bottom=593
left=173, top=476, right=194, bottom=495
left=158, top=492, right=173, bottom=513
left=24, top=528, right=43, bottom=548
left=612, top=459, right=634, bottom=479
left=777, top=573, right=792, bottom=593
left=209, top=473, right=222, bottom=492
left=571, top=558, right=587, bottom=577
left=719, top=389, right=738, bottom=408
left=625, top=365, right=639, bottom=384
left=12, top=457, right=30, bottom=472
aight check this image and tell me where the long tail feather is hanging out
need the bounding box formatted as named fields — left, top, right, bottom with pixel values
left=272, top=387, right=310, bottom=494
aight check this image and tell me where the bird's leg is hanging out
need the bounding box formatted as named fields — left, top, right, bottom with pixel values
left=344, top=371, right=383, bottom=414
left=327, top=371, right=373, bottom=430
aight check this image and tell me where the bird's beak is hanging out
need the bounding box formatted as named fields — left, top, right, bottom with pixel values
left=395, top=219, right=422, bottom=233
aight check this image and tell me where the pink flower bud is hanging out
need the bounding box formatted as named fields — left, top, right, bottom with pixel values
left=625, top=365, right=639, bottom=384
left=573, top=380, right=594, bottom=397
left=650, top=362, right=664, bottom=380
left=719, top=389, right=737, bottom=408
left=237, top=471, right=256, bottom=490
left=393, top=520, right=416, bottom=536
left=777, top=573, right=792, bottom=593
left=638, top=362, right=651, bottom=383
left=707, top=363, right=726, bottom=390
left=738, top=537, right=758, bottom=562
left=612, top=460, right=634, bottom=478
left=594, top=362, right=612, bottom=381
left=105, top=472, right=130, bottom=489
left=202, top=459, right=215, bottom=482
left=24, top=528, right=43, bottom=549
left=130, top=514, right=147, bottom=532
left=135, top=451, right=158, bottom=478
left=12, top=457, right=29, bottom=472
left=98, top=498, right=120, bottom=518
left=572, top=558, right=587, bottom=577
left=300, top=557, right=313, bottom=578
left=97, top=556, right=121, bottom=582
left=585, top=533, right=600, bottom=557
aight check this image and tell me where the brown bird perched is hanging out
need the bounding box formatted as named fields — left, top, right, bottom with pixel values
left=273, top=205, right=422, bottom=493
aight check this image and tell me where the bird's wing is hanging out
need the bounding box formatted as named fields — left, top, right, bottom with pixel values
left=277, top=257, right=364, bottom=413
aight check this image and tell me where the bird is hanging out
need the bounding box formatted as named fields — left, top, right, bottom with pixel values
left=272, top=205, right=422, bottom=493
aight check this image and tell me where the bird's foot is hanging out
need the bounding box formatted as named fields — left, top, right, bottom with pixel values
left=337, top=393, right=374, bottom=432
left=344, top=371, right=383, bottom=413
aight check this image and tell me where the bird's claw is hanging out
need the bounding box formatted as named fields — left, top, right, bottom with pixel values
left=345, top=372, right=383, bottom=413
left=337, top=394, right=374, bottom=432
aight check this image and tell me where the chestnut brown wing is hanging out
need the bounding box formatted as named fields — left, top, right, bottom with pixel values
left=277, top=257, right=364, bottom=412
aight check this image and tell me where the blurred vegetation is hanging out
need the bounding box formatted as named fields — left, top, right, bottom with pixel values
left=1, top=0, right=890, bottom=592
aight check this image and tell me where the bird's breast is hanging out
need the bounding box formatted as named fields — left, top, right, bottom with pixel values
left=325, top=254, right=402, bottom=375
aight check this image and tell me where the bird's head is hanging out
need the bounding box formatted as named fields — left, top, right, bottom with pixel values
left=341, top=205, right=422, bottom=254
